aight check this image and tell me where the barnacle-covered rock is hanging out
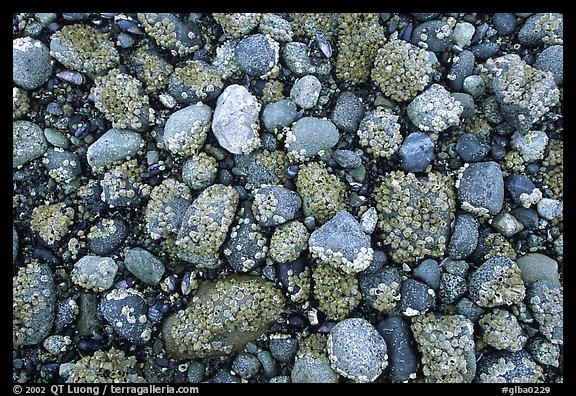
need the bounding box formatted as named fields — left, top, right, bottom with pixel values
left=30, top=202, right=75, bottom=246
left=291, top=333, right=338, bottom=383
left=175, top=184, right=238, bottom=267
left=145, top=178, right=192, bottom=240
left=168, top=60, right=223, bottom=104
left=335, top=13, right=386, bottom=85
left=527, top=280, right=563, bottom=345
left=223, top=205, right=268, bottom=272
left=67, top=348, right=146, bottom=383
left=371, top=39, right=433, bottom=102
left=163, top=102, right=212, bottom=157
left=213, top=13, right=262, bottom=39
left=269, top=220, right=309, bottom=263
left=252, top=185, right=301, bottom=227
left=99, top=159, right=143, bottom=208
left=479, top=308, right=527, bottom=352
left=12, top=87, right=29, bottom=119
left=71, top=256, right=118, bottom=292
left=13, top=262, right=56, bottom=347
left=13, top=120, right=48, bottom=168
left=289, top=13, right=338, bottom=40
left=162, top=275, right=285, bottom=359
left=359, top=266, right=402, bottom=313
left=138, top=13, right=203, bottom=57
left=182, top=152, right=218, bottom=190
left=357, top=107, right=403, bottom=159
left=484, top=54, right=560, bottom=133
left=50, top=24, right=118, bottom=76
left=373, top=171, right=455, bottom=263
left=407, top=83, right=463, bottom=133
left=312, top=264, right=361, bottom=320
left=468, top=256, right=526, bottom=308
left=91, top=69, right=151, bottom=132
left=296, top=162, right=346, bottom=224
left=411, top=313, right=476, bottom=383
left=129, top=45, right=173, bottom=95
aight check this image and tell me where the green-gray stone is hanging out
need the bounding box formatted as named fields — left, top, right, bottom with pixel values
left=124, top=247, right=165, bottom=286
left=44, top=128, right=70, bottom=149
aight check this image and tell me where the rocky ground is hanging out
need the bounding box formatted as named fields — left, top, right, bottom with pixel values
left=13, top=13, right=563, bottom=383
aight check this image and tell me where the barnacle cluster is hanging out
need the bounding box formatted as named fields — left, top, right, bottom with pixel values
left=30, top=202, right=75, bottom=246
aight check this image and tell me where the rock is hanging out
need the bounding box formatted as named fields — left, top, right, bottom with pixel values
left=282, top=41, right=317, bottom=77
left=261, top=99, right=300, bottom=132
left=360, top=207, right=378, bottom=235
left=100, top=288, right=152, bottom=345
left=457, top=161, right=504, bottom=216
left=439, top=273, right=467, bottom=304
left=413, top=259, right=441, bottom=290
left=290, top=75, right=321, bottom=109
left=511, top=130, right=548, bottom=162
left=518, top=13, right=563, bottom=47
left=526, top=280, right=563, bottom=345
left=235, top=33, right=279, bottom=78
left=332, top=150, right=362, bottom=169
left=505, top=174, right=542, bottom=208
left=476, top=350, right=544, bottom=382
left=452, top=22, right=475, bottom=48
left=330, top=91, right=365, bottom=133
left=468, top=256, right=525, bottom=308
left=479, top=308, right=527, bottom=352
left=309, top=210, right=373, bottom=274
left=398, top=279, right=436, bottom=317
left=411, top=20, right=453, bottom=52
left=536, top=198, right=562, bottom=221
left=470, top=42, right=500, bottom=60
left=357, top=107, right=403, bottom=159
left=407, top=84, right=463, bottom=132
left=182, top=152, right=218, bottom=190
left=232, top=352, right=261, bottom=379
left=54, top=298, right=78, bottom=333
left=462, top=75, right=486, bottom=98
left=327, top=318, right=388, bottom=383
left=13, top=262, right=56, bottom=347
left=376, top=317, right=418, bottom=382
left=77, top=293, right=100, bottom=336
left=285, top=117, right=340, bottom=160
left=269, top=220, right=309, bottom=263
left=358, top=266, right=402, bottom=313
left=71, top=256, right=118, bottom=292
left=187, top=361, right=205, bottom=383
left=492, top=212, right=524, bottom=237
left=485, top=54, right=559, bottom=133
left=13, top=227, right=18, bottom=262
left=455, top=297, right=485, bottom=323
left=167, top=60, right=222, bottom=104
left=42, top=147, right=81, bottom=183
left=13, top=120, right=48, bottom=168
left=411, top=313, right=476, bottom=382
left=43, top=128, right=70, bottom=149
left=138, top=13, right=203, bottom=57
left=399, top=132, right=434, bottom=172
left=163, top=103, right=212, bottom=157
left=269, top=334, right=299, bottom=363
left=258, top=350, right=278, bottom=379
left=146, top=178, right=192, bottom=240
left=443, top=258, right=470, bottom=278
left=124, top=247, right=165, bottom=286
left=252, top=185, right=301, bottom=227
left=43, top=335, right=72, bottom=355
left=448, top=214, right=479, bottom=260
left=451, top=92, right=476, bottom=118
left=87, top=218, right=128, bottom=255
left=526, top=335, right=561, bottom=367
left=175, top=184, right=238, bottom=267
left=162, top=275, right=285, bottom=359
left=534, top=45, right=563, bottom=85
left=291, top=355, right=338, bottom=383
left=312, top=264, right=360, bottom=321
left=516, top=253, right=560, bottom=286
left=208, top=369, right=241, bottom=383
left=86, top=129, right=144, bottom=171
left=456, top=133, right=489, bottom=162
left=13, top=37, right=52, bottom=90
left=259, top=13, right=293, bottom=42
left=512, top=207, right=539, bottom=229
left=224, top=209, right=268, bottom=271
left=493, top=13, right=517, bottom=36
left=212, top=84, right=261, bottom=155
left=361, top=250, right=388, bottom=275
left=449, top=50, right=475, bottom=91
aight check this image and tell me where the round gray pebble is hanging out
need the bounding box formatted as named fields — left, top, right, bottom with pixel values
left=291, top=355, right=338, bottom=383
left=286, top=117, right=339, bottom=160
left=457, top=161, right=504, bottom=216
left=87, top=217, right=129, bottom=255
left=232, top=352, right=261, bottom=379
left=516, top=253, right=560, bottom=286
left=332, top=149, right=362, bottom=169
left=448, top=214, right=479, bottom=260
left=235, top=33, right=279, bottom=78
left=43, top=128, right=70, bottom=149
left=330, top=91, right=365, bottom=133
left=518, top=13, right=563, bottom=47
left=462, top=75, right=485, bottom=98
left=187, top=361, right=205, bottom=383
left=71, top=256, right=118, bottom=291
left=413, top=259, right=441, bottom=290
left=493, top=13, right=517, bottom=36
left=269, top=334, right=299, bottom=363
left=86, top=129, right=144, bottom=171
left=327, top=318, right=388, bottom=382
left=411, top=20, right=453, bottom=52
left=456, top=133, right=489, bottom=162
left=399, top=279, right=436, bottom=316
left=261, top=99, right=299, bottom=132
left=449, top=50, right=475, bottom=91
left=13, top=37, right=52, bottom=90
left=536, top=198, right=562, bottom=221
left=439, top=273, right=468, bottom=304
left=451, top=92, right=476, bottom=118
